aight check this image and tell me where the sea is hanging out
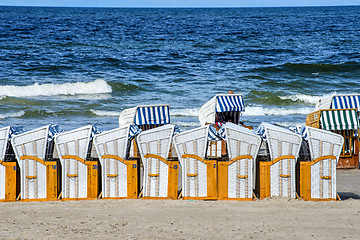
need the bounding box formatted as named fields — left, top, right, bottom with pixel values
left=0, top=6, right=359, bottom=132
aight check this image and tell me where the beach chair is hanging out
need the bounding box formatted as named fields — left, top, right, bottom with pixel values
left=55, top=125, right=100, bottom=200
left=0, top=127, right=22, bottom=202
left=119, top=104, right=170, bottom=158
left=136, top=125, right=179, bottom=199
left=256, top=123, right=302, bottom=199
left=93, top=125, right=141, bottom=199
left=198, top=94, right=246, bottom=158
left=313, top=94, right=360, bottom=169
left=298, top=126, right=343, bottom=200
left=173, top=126, right=218, bottom=200
left=11, top=125, right=60, bottom=201
left=217, top=123, right=261, bottom=200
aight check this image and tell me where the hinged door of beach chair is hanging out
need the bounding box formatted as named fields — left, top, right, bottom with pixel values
left=11, top=125, right=59, bottom=201
left=258, top=123, right=302, bottom=199
left=218, top=123, right=261, bottom=200
left=93, top=125, right=140, bottom=199
left=174, top=126, right=217, bottom=199
left=299, top=126, right=343, bottom=200
left=0, top=127, right=20, bottom=201
left=137, top=125, right=179, bottom=199
left=55, top=125, right=100, bottom=200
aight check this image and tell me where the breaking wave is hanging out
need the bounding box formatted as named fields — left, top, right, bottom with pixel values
left=90, top=109, right=121, bottom=117
left=0, top=79, right=112, bottom=97
left=0, top=110, right=25, bottom=119
left=243, top=106, right=314, bottom=116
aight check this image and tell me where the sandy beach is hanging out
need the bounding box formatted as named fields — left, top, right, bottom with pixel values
left=0, top=169, right=358, bottom=239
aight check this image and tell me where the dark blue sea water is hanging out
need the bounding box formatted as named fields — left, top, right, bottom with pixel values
left=0, top=6, right=359, bottom=131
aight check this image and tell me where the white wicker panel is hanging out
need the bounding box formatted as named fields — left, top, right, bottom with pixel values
left=228, top=159, right=252, bottom=198
left=103, top=158, right=128, bottom=198
left=0, top=165, right=5, bottom=199
left=270, top=158, right=296, bottom=198
left=62, top=159, right=88, bottom=199
left=20, top=160, right=47, bottom=199
left=310, top=158, right=337, bottom=199
left=0, top=127, right=10, bottom=160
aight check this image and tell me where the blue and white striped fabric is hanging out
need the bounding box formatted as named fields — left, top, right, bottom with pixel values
left=332, top=95, right=360, bottom=112
left=215, top=95, right=245, bottom=112
left=208, top=125, right=225, bottom=141
left=90, top=125, right=100, bottom=140
left=254, top=124, right=266, bottom=140
left=9, top=126, right=25, bottom=138
left=48, top=124, right=62, bottom=142
left=129, top=124, right=142, bottom=139
left=289, top=125, right=308, bottom=142
left=135, top=105, right=170, bottom=125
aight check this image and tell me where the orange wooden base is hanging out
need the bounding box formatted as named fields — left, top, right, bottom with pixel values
left=0, top=162, right=20, bottom=202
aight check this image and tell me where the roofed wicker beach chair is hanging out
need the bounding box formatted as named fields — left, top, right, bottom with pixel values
left=297, top=126, right=344, bottom=201
left=255, top=123, right=302, bottom=199
left=0, top=127, right=23, bottom=202
left=93, top=124, right=141, bottom=199
left=218, top=123, right=262, bottom=200
left=173, top=126, right=218, bottom=200
left=313, top=94, right=360, bottom=169
left=136, top=125, right=179, bottom=199
left=11, top=125, right=60, bottom=201
left=55, top=125, right=100, bottom=200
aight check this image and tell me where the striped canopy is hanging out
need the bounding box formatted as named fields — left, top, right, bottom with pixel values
left=135, top=105, right=170, bottom=125
left=332, top=95, right=360, bottom=111
left=215, top=95, right=245, bottom=112
left=320, top=109, right=359, bottom=130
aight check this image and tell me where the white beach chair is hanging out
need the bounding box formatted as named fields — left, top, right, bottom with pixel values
left=55, top=125, right=100, bottom=200
left=173, top=126, right=218, bottom=199
left=11, top=125, right=59, bottom=201
left=136, top=124, right=179, bottom=199
left=218, top=123, right=261, bottom=200
left=0, top=127, right=20, bottom=201
left=257, top=123, right=302, bottom=199
left=299, top=126, right=343, bottom=200
left=93, top=125, right=140, bottom=199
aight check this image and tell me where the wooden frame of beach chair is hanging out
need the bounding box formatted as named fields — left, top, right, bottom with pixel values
left=11, top=125, right=59, bottom=201
left=306, top=108, right=359, bottom=169
left=137, top=125, right=179, bottom=199
left=55, top=126, right=100, bottom=200
left=299, top=126, right=343, bottom=201
left=174, top=126, right=218, bottom=200
left=0, top=127, right=20, bottom=202
left=257, top=123, right=302, bottom=199
left=217, top=123, right=261, bottom=200
left=93, top=125, right=139, bottom=199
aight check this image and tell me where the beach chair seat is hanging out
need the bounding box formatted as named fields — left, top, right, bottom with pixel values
left=256, top=123, right=302, bottom=199
left=218, top=123, right=261, bottom=200
left=174, top=126, right=218, bottom=199
left=298, top=126, right=343, bottom=200
left=55, top=125, right=100, bottom=200
left=93, top=125, right=141, bottom=199
left=137, top=125, right=179, bottom=199
left=11, top=125, right=60, bottom=201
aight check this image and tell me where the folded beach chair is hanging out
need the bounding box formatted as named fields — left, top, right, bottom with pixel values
left=136, top=124, right=179, bottom=199
left=0, top=127, right=23, bottom=202
left=218, top=123, right=261, bottom=200
left=256, top=123, right=302, bottom=199
left=173, top=126, right=218, bottom=200
left=298, top=126, right=343, bottom=200
left=93, top=125, right=141, bottom=199
left=11, top=125, right=60, bottom=201
left=55, top=125, right=100, bottom=200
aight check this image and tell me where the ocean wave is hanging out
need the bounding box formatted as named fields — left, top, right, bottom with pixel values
left=170, top=108, right=199, bottom=117
left=90, top=109, right=121, bottom=117
left=243, top=106, right=314, bottom=116
left=172, top=121, right=200, bottom=128
left=256, top=62, right=360, bottom=73
left=0, top=79, right=112, bottom=97
left=278, top=94, right=322, bottom=105
left=274, top=122, right=307, bottom=128
left=0, top=110, right=25, bottom=119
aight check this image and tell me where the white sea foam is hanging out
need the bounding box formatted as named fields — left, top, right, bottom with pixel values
left=0, top=79, right=112, bottom=97
left=279, top=93, right=338, bottom=105
left=274, top=122, right=306, bottom=128
left=0, top=110, right=25, bottom=119
left=170, top=108, right=199, bottom=117
left=243, top=106, right=314, bottom=116
left=90, top=109, right=121, bottom=117
left=172, top=121, right=201, bottom=127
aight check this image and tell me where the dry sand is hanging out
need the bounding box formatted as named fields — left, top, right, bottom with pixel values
left=0, top=169, right=359, bottom=240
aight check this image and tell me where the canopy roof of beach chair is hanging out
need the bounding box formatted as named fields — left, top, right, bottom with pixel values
left=198, top=94, right=245, bottom=126
left=316, top=94, right=360, bottom=111
left=319, top=109, right=359, bottom=130
left=118, top=104, right=170, bottom=126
